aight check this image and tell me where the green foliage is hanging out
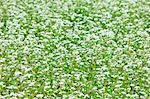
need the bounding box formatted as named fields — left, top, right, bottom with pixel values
left=0, top=0, right=150, bottom=98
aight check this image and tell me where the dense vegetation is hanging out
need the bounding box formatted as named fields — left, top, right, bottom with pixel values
left=0, top=0, right=150, bottom=98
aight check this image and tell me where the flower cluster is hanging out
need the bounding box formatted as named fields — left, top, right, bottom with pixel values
left=0, top=0, right=149, bottom=98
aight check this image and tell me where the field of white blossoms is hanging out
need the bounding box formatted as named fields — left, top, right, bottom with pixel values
left=0, top=0, right=150, bottom=98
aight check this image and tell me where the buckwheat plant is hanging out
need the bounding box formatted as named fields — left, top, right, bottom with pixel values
left=0, top=0, right=150, bottom=98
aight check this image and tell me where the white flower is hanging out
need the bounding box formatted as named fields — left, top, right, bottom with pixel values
left=29, top=82, right=35, bottom=86
left=115, top=84, right=122, bottom=88
left=136, top=60, right=142, bottom=66
left=106, top=12, right=112, bottom=18
left=139, top=92, right=146, bottom=95
left=36, top=94, right=43, bottom=98
left=24, top=67, right=32, bottom=73
left=0, top=58, right=5, bottom=63
left=130, top=84, right=135, bottom=87
left=143, top=67, right=149, bottom=71
left=10, top=92, right=15, bottom=96
left=101, top=30, right=115, bottom=37
left=7, top=85, right=17, bottom=89
left=44, top=86, right=50, bottom=89
left=59, top=81, right=64, bottom=85
left=75, top=73, right=80, bottom=80
left=0, top=82, right=4, bottom=86
left=24, top=74, right=33, bottom=78
left=14, top=71, right=22, bottom=77
left=17, top=92, right=24, bottom=97
left=0, top=22, right=4, bottom=28
left=147, top=60, right=150, bottom=65
left=76, top=55, right=82, bottom=61
left=121, top=92, right=126, bottom=95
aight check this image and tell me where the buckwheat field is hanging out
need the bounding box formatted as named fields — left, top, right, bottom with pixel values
left=0, top=0, right=150, bottom=98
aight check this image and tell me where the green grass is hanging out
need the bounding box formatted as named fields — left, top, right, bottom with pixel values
left=0, top=0, right=150, bottom=98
